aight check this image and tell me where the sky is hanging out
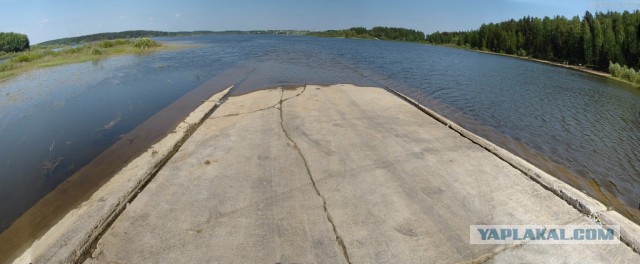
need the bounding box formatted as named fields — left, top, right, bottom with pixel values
left=0, top=0, right=638, bottom=44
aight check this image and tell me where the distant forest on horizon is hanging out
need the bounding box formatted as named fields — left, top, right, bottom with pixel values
left=16, top=9, right=640, bottom=75
left=427, top=10, right=640, bottom=71
left=308, top=27, right=426, bottom=42
left=37, top=30, right=309, bottom=46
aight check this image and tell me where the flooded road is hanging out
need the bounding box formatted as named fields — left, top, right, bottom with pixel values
left=0, top=35, right=639, bottom=238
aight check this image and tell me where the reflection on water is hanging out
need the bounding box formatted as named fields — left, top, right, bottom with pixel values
left=0, top=35, right=639, bottom=235
left=0, top=41, right=253, bottom=232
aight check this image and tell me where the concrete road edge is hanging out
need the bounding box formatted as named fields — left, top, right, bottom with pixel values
left=13, top=86, right=233, bottom=264
left=386, top=87, right=640, bottom=254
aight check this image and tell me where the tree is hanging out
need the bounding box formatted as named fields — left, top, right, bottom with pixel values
left=349, top=27, right=367, bottom=35
left=569, top=16, right=583, bottom=64
left=426, top=10, right=640, bottom=71
left=592, top=19, right=603, bottom=67
left=0, top=32, right=29, bottom=53
left=582, top=20, right=593, bottom=65
left=622, top=11, right=639, bottom=67
left=601, top=17, right=619, bottom=67
left=310, top=27, right=425, bottom=43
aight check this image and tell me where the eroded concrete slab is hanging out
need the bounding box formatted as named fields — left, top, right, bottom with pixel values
left=87, top=86, right=346, bottom=264
left=85, top=84, right=639, bottom=263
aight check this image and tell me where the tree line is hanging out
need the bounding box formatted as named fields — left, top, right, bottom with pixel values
left=38, top=30, right=210, bottom=46
left=309, top=27, right=426, bottom=42
left=0, top=32, right=29, bottom=53
left=427, top=11, right=640, bottom=71
left=38, top=30, right=310, bottom=46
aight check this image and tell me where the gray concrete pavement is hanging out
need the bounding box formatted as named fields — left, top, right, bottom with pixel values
left=84, top=84, right=639, bottom=263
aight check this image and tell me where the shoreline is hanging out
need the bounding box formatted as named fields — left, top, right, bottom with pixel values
left=305, top=36, right=638, bottom=88
left=305, top=34, right=428, bottom=45
left=431, top=44, right=640, bottom=88
left=0, top=41, right=193, bottom=84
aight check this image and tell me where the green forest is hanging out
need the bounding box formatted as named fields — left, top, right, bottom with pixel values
left=308, top=27, right=425, bottom=42
left=427, top=10, right=640, bottom=73
left=0, top=32, right=29, bottom=53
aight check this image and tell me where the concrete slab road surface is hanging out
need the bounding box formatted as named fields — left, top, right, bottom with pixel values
left=85, top=84, right=639, bottom=263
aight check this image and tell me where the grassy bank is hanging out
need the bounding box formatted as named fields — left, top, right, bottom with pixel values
left=0, top=38, right=186, bottom=83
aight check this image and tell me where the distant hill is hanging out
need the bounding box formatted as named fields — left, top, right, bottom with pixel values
left=38, top=30, right=310, bottom=46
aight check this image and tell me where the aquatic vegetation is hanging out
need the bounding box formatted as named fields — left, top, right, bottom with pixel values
left=41, top=140, right=63, bottom=175
left=11, top=52, right=43, bottom=63
left=90, top=47, right=103, bottom=55
left=102, top=115, right=122, bottom=130
left=98, top=40, right=114, bottom=48
left=0, top=38, right=182, bottom=83
left=113, top=39, right=130, bottom=46
left=41, top=158, right=63, bottom=175
left=61, top=46, right=85, bottom=54
left=0, top=62, right=13, bottom=71
left=133, top=38, right=159, bottom=50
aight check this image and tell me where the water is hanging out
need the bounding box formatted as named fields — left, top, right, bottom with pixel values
left=1, top=35, right=639, bottom=235
left=51, top=44, right=86, bottom=52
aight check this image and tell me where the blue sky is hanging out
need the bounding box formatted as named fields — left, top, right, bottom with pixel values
left=0, top=0, right=637, bottom=44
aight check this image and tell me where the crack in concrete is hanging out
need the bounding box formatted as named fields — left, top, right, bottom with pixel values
left=281, top=85, right=306, bottom=103
left=209, top=103, right=280, bottom=120
left=209, top=85, right=305, bottom=120
left=277, top=86, right=351, bottom=264
left=459, top=214, right=587, bottom=264
left=457, top=242, right=528, bottom=264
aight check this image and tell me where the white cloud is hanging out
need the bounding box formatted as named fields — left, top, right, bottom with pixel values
left=175, top=12, right=182, bottom=18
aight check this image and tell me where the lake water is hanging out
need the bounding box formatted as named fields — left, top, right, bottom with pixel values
left=1, top=35, right=639, bottom=234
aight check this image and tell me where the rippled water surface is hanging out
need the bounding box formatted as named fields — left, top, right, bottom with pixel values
left=1, top=35, right=639, bottom=232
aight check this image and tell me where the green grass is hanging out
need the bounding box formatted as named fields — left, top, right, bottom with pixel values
left=0, top=38, right=187, bottom=83
left=11, top=52, right=45, bottom=63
